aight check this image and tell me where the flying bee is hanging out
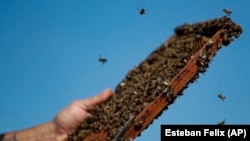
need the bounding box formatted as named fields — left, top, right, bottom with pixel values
left=218, top=93, right=226, bottom=101
left=223, top=9, right=232, bottom=17
left=217, top=119, right=226, bottom=125
left=98, top=55, right=107, bottom=64
left=138, top=8, right=147, bottom=15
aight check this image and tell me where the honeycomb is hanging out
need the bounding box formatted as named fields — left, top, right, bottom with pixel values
left=68, top=16, right=242, bottom=141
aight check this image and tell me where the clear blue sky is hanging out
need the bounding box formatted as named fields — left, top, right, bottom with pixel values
left=0, top=0, right=249, bottom=140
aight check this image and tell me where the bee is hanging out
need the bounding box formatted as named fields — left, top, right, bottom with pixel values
left=190, top=73, right=199, bottom=83
left=223, top=9, right=232, bottom=17
left=110, top=128, right=119, bottom=139
left=218, top=93, right=226, bottom=101
left=98, top=55, right=107, bottom=64
left=217, top=119, right=226, bottom=125
left=120, top=82, right=126, bottom=86
left=222, top=36, right=232, bottom=46
left=197, top=58, right=205, bottom=67
left=138, top=8, right=147, bottom=15
left=133, top=120, right=144, bottom=131
left=124, top=138, right=134, bottom=141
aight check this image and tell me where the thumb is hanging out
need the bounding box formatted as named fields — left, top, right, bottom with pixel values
left=86, top=88, right=113, bottom=110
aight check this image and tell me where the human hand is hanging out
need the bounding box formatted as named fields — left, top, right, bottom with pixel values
left=53, top=88, right=113, bottom=139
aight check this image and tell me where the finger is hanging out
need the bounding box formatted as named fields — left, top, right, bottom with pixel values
left=79, top=88, right=113, bottom=111
left=91, top=88, right=113, bottom=107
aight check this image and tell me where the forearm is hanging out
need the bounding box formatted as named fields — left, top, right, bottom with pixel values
left=0, top=122, right=67, bottom=141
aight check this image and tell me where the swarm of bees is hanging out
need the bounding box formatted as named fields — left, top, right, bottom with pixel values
left=70, top=15, right=242, bottom=141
